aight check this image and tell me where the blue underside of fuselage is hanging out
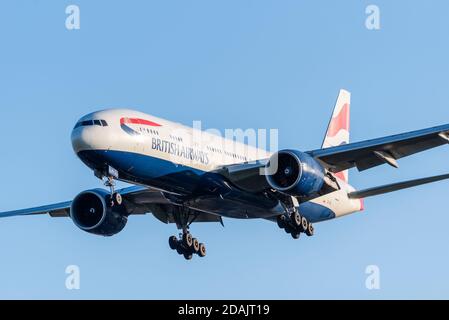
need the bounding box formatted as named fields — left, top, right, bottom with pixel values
left=78, top=150, right=205, bottom=194
left=77, top=150, right=336, bottom=222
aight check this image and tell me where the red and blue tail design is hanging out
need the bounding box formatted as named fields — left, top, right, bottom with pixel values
left=322, top=89, right=351, bottom=182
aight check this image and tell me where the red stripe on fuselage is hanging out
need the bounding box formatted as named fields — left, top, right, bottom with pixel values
left=120, top=117, right=162, bottom=127
left=326, top=103, right=350, bottom=137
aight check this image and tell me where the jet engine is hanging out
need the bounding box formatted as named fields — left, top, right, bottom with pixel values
left=265, top=150, right=325, bottom=197
left=70, top=189, right=128, bottom=236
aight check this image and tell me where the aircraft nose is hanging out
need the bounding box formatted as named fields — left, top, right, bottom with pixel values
left=71, top=125, right=94, bottom=154
left=71, top=116, right=115, bottom=156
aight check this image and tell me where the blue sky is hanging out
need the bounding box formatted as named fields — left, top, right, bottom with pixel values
left=0, top=0, right=449, bottom=299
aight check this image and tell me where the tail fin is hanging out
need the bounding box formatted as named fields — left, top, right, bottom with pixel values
left=322, top=89, right=351, bottom=182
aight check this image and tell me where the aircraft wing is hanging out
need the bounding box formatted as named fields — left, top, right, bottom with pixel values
left=0, top=201, right=73, bottom=218
left=0, top=186, right=221, bottom=223
left=0, top=186, right=163, bottom=218
left=307, top=123, right=449, bottom=172
left=216, top=123, right=449, bottom=193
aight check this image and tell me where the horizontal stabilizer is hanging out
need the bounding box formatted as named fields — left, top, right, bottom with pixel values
left=348, top=173, right=449, bottom=199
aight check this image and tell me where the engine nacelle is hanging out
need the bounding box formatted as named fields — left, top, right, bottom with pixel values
left=265, top=150, right=325, bottom=197
left=70, top=189, right=128, bottom=237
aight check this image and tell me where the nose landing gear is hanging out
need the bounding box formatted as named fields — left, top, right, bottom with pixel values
left=104, top=176, right=123, bottom=207
left=95, top=166, right=123, bottom=207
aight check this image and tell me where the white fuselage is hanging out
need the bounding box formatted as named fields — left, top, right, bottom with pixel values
left=72, top=109, right=270, bottom=170
left=71, top=109, right=363, bottom=221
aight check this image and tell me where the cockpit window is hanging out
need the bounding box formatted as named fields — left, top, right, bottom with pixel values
left=74, top=120, right=92, bottom=128
left=74, top=119, right=108, bottom=129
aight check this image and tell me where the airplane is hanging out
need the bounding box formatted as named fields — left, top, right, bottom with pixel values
left=1, top=89, right=449, bottom=260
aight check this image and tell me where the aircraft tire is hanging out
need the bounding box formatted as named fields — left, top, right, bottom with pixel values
left=198, top=243, right=207, bottom=257
left=277, top=215, right=286, bottom=229
left=169, top=236, right=178, bottom=250
left=291, top=211, right=302, bottom=228
left=300, top=217, right=308, bottom=233
left=291, top=232, right=300, bottom=239
left=192, top=238, right=200, bottom=253
left=176, top=245, right=184, bottom=255
left=306, top=223, right=314, bottom=237
left=183, top=232, right=193, bottom=248
left=285, top=225, right=294, bottom=234
left=113, top=192, right=123, bottom=206
left=183, top=253, right=193, bottom=260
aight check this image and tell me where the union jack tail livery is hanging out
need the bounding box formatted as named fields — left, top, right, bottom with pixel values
left=322, top=89, right=351, bottom=182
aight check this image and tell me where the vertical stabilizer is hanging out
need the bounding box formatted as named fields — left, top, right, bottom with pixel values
left=322, top=89, right=351, bottom=182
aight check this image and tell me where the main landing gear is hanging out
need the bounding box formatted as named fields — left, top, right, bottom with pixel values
left=169, top=233, right=206, bottom=260
left=168, top=207, right=207, bottom=260
left=277, top=209, right=314, bottom=240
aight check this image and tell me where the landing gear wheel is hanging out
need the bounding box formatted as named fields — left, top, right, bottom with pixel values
left=176, top=245, right=184, bottom=255
left=192, top=238, right=200, bottom=253
left=291, top=232, right=301, bottom=240
left=301, top=216, right=308, bottom=232
left=183, top=253, right=193, bottom=260
left=277, top=215, right=286, bottom=229
left=198, top=243, right=207, bottom=257
left=113, top=192, right=123, bottom=206
left=306, top=223, right=314, bottom=237
left=291, top=211, right=302, bottom=228
left=284, top=225, right=294, bottom=234
left=183, top=232, right=193, bottom=248
left=169, top=236, right=178, bottom=250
